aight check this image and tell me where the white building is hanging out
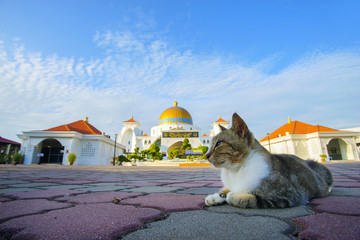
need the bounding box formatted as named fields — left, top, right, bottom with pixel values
left=18, top=118, right=125, bottom=165
left=260, top=118, right=360, bottom=162
left=118, top=101, right=228, bottom=158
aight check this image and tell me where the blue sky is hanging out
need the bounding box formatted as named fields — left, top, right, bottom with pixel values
left=0, top=0, right=359, bottom=142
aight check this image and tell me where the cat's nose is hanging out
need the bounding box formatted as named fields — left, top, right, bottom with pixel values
left=205, top=153, right=211, bottom=159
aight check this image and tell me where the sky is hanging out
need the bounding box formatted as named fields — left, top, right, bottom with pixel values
left=0, top=0, right=359, bottom=142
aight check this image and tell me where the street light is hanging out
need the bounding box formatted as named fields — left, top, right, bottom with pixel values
left=267, top=133, right=271, bottom=153
left=113, top=134, right=118, bottom=166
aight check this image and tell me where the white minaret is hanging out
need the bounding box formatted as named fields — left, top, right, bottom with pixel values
left=210, top=116, right=230, bottom=136
left=118, top=116, right=141, bottom=153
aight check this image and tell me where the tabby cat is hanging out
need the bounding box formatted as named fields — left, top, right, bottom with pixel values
left=205, top=113, right=333, bottom=208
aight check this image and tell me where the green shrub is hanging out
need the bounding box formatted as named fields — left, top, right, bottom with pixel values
left=13, top=152, right=24, bottom=164
left=0, top=154, right=10, bottom=164
left=154, top=152, right=163, bottom=160
left=68, top=153, right=77, bottom=165
left=118, top=155, right=130, bottom=163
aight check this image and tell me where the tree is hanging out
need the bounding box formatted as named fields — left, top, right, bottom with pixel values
left=134, top=146, right=140, bottom=154
left=169, top=147, right=180, bottom=160
left=140, top=149, right=150, bottom=160
left=197, top=145, right=209, bottom=154
left=128, top=146, right=142, bottom=161
left=118, top=155, right=130, bottom=164
left=148, top=144, right=162, bottom=160
left=197, top=145, right=209, bottom=160
left=181, top=138, right=192, bottom=151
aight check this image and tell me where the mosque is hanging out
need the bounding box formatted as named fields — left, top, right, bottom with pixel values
left=118, top=100, right=229, bottom=158
left=17, top=100, right=228, bottom=165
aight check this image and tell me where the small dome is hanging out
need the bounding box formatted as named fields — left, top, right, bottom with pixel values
left=159, top=101, right=193, bottom=125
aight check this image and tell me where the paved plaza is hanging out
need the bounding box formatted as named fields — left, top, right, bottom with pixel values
left=0, top=162, right=359, bottom=239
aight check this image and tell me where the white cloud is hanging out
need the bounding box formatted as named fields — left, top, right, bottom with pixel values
left=0, top=33, right=359, bottom=142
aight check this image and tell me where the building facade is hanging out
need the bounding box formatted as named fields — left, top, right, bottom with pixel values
left=259, top=119, right=360, bottom=162
left=18, top=118, right=125, bottom=165
left=118, top=101, right=229, bottom=159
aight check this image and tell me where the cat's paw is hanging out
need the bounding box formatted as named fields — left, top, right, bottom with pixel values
left=226, top=192, right=257, bottom=208
left=225, top=192, right=234, bottom=204
left=205, top=193, right=226, bottom=206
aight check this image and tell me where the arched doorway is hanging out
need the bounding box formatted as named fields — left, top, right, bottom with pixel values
left=39, top=139, right=64, bottom=164
left=327, top=138, right=349, bottom=160
left=167, top=141, right=183, bottom=158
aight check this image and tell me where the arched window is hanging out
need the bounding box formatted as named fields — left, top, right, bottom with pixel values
left=203, top=140, right=205, bottom=144
left=207, top=140, right=209, bottom=144
left=149, top=140, right=151, bottom=144
left=145, top=140, right=147, bottom=144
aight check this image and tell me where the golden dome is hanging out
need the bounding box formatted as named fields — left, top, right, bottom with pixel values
left=159, top=101, right=193, bottom=125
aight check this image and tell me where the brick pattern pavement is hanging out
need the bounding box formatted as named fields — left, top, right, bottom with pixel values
left=0, top=162, right=359, bottom=239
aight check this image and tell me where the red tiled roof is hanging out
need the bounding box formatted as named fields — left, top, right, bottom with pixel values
left=143, top=132, right=148, bottom=136
left=260, top=121, right=340, bottom=142
left=123, top=116, right=138, bottom=123
left=0, top=136, right=21, bottom=145
left=44, top=120, right=102, bottom=135
left=215, top=116, right=229, bottom=123
left=202, top=133, right=208, bottom=137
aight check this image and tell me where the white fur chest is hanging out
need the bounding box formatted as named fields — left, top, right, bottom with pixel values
left=221, top=151, right=270, bottom=193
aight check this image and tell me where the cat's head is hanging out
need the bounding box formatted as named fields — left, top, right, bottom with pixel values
left=206, top=113, right=254, bottom=169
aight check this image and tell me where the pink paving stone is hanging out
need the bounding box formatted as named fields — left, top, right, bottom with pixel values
left=0, top=203, right=163, bottom=239
left=311, top=196, right=360, bottom=216
left=332, top=182, right=360, bottom=188
left=28, top=179, right=72, bottom=183
left=293, top=213, right=360, bottom=240
left=0, top=199, right=72, bottom=222
left=191, top=180, right=214, bottom=184
left=207, top=181, right=223, bottom=188
left=61, top=180, right=98, bottom=185
left=0, top=196, right=12, bottom=202
left=333, top=175, right=356, bottom=179
left=55, top=191, right=143, bottom=204
left=335, top=171, right=359, bottom=175
left=334, top=178, right=359, bottom=182
left=3, top=189, right=86, bottom=199
left=165, top=182, right=209, bottom=188
left=90, top=178, right=122, bottom=182
left=122, top=193, right=206, bottom=212
left=120, top=182, right=163, bottom=187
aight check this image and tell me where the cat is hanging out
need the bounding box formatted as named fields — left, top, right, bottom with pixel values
left=205, top=113, right=333, bottom=208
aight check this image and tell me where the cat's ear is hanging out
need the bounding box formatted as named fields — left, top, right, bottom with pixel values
left=231, top=113, right=249, bottom=137
left=219, top=125, right=227, bottom=132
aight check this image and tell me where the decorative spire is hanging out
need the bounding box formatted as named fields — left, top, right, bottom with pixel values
left=85, top=116, right=89, bottom=123
left=173, top=100, right=178, bottom=107
left=288, top=117, right=291, bottom=124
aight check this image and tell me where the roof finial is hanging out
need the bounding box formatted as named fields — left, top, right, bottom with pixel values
left=85, top=116, right=89, bottom=123
left=288, top=117, right=291, bottom=124
left=173, top=100, right=178, bottom=107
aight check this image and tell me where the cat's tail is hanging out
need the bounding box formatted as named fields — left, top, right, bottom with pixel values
left=306, top=160, right=334, bottom=189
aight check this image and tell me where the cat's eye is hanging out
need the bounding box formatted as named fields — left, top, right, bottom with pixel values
left=215, top=141, right=224, bottom=148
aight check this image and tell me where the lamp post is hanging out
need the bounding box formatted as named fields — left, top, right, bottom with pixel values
left=267, top=133, right=271, bottom=153
left=113, top=134, right=118, bottom=166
